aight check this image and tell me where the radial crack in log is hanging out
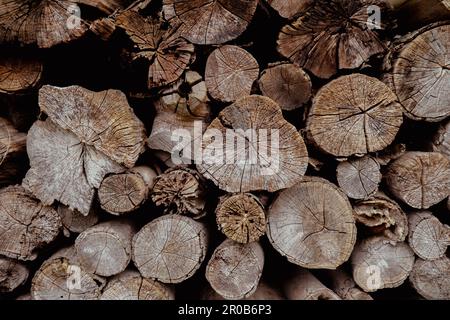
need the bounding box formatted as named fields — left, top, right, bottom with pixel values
left=197, top=95, right=309, bottom=193
left=23, top=85, right=146, bottom=215
left=277, top=0, right=388, bottom=79
left=31, top=247, right=106, bottom=300
left=409, top=256, right=450, bottom=300
left=259, top=63, right=311, bottom=111
left=58, top=204, right=99, bottom=236
left=148, top=70, right=210, bottom=155
left=337, top=156, right=381, bottom=200
left=206, top=239, right=264, bottom=300
left=267, top=177, right=356, bottom=269
left=266, top=0, right=313, bottom=20
left=353, top=192, right=408, bottom=242
left=75, top=220, right=136, bottom=277
left=99, top=166, right=157, bottom=215
left=351, top=236, right=415, bottom=292
left=328, top=267, right=372, bottom=300
left=408, top=211, right=450, bottom=261
left=306, top=74, right=403, bottom=157
left=0, top=52, right=42, bottom=94
left=393, top=24, right=450, bottom=122
left=162, top=0, right=258, bottom=45
left=116, top=10, right=195, bottom=88
left=132, top=215, right=208, bottom=284
left=205, top=45, right=259, bottom=103
left=0, top=0, right=87, bottom=48
left=284, top=268, right=341, bottom=300
left=0, top=185, right=61, bottom=261
left=386, top=152, right=450, bottom=210
left=101, top=270, right=175, bottom=300
left=151, top=167, right=206, bottom=219
left=216, top=193, right=266, bottom=244
left=0, top=257, right=29, bottom=293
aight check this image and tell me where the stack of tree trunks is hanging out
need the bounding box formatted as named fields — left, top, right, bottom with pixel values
left=0, top=0, right=449, bottom=300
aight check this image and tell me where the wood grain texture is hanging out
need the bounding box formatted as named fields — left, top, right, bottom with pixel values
left=284, top=268, right=341, bottom=300
left=267, top=177, right=356, bottom=269
left=206, top=239, right=264, bottom=300
left=307, top=74, right=403, bottom=157
left=132, top=215, right=208, bottom=283
left=57, top=204, right=99, bottom=236
left=0, top=52, right=42, bottom=94
left=0, top=257, right=29, bottom=293
left=266, top=0, right=313, bottom=19
left=409, top=256, right=450, bottom=300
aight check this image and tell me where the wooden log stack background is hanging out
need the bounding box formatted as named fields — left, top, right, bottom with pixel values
left=0, top=0, right=449, bottom=300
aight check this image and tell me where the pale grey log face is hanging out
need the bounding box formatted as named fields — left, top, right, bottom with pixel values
left=410, top=257, right=450, bottom=300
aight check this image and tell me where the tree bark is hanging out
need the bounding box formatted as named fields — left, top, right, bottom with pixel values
left=336, top=156, right=382, bottom=200
left=31, top=247, right=106, bottom=300
left=151, top=167, right=207, bottom=219
left=306, top=74, right=403, bottom=157
left=0, top=185, right=61, bottom=261
left=328, top=268, right=372, bottom=300
left=98, top=166, right=157, bottom=215
left=409, top=257, right=450, bottom=300
left=206, top=239, right=264, bottom=300
left=205, top=45, right=259, bottom=103
left=267, top=176, right=356, bottom=269
left=386, top=152, right=450, bottom=209
left=215, top=193, right=266, bottom=244
left=0, top=257, right=29, bottom=293
left=284, top=268, right=340, bottom=300
left=353, top=192, right=408, bottom=242
left=351, top=236, right=415, bottom=292
left=75, top=220, right=136, bottom=277
left=259, top=63, right=311, bottom=111
left=408, top=211, right=450, bottom=261
left=132, top=214, right=209, bottom=283
left=100, top=270, right=175, bottom=300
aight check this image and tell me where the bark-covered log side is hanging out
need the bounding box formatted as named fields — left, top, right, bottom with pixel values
left=284, top=268, right=341, bottom=300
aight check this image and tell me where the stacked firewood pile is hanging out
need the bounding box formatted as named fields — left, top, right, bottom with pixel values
left=0, top=0, right=449, bottom=300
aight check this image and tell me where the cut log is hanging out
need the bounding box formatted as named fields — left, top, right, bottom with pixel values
left=58, top=204, right=99, bottom=237
left=197, top=95, right=309, bottom=193
left=0, top=53, right=42, bottom=94
left=306, top=74, right=403, bottom=157
left=351, top=236, right=415, bottom=292
left=90, top=17, right=116, bottom=41
left=23, top=85, right=146, bottom=215
left=31, top=247, right=106, bottom=300
left=374, top=143, right=407, bottom=166
left=116, top=10, right=195, bottom=88
left=336, top=156, right=382, bottom=200
left=0, top=257, right=29, bottom=293
left=267, top=176, right=356, bottom=269
left=431, top=120, right=450, bottom=159
left=151, top=167, right=206, bottom=219
left=386, top=152, right=450, bottom=209
left=0, top=0, right=87, bottom=48
left=266, top=0, right=313, bottom=19
left=148, top=70, right=210, bottom=155
left=353, top=192, right=408, bottom=242
left=328, top=268, right=372, bottom=300
left=392, top=24, right=450, bottom=122
left=75, top=220, right=136, bottom=277
left=162, top=0, right=258, bottom=45
left=0, top=185, right=61, bottom=261
left=0, top=117, right=27, bottom=186
left=132, top=215, right=208, bottom=283
left=258, top=63, right=312, bottom=111
left=394, top=0, right=450, bottom=29
left=277, top=0, right=388, bottom=79
left=206, top=239, right=264, bottom=300
left=284, top=268, right=340, bottom=300
left=409, top=257, right=450, bottom=300
left=215, top=193, right=266, bottom=244
left=101, top=270, right=175, bottom=300
left=205, top=45, right=259, bottom=103
left=74, top=0, right=129, bottom=14
left=408, top=211, right=450, bottom=261
left=98, top=166, right=157, bottom=215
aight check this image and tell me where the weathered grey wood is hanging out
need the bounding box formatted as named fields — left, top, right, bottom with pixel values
left=0, top=257, right=29, bottom=293
left=58, top=205, right=99, bottom=237
left=284, top=268, right=340, bottom=300
left=409, top=256, right=450, bottom=300
left=328, top=268, right=372, bottom=300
